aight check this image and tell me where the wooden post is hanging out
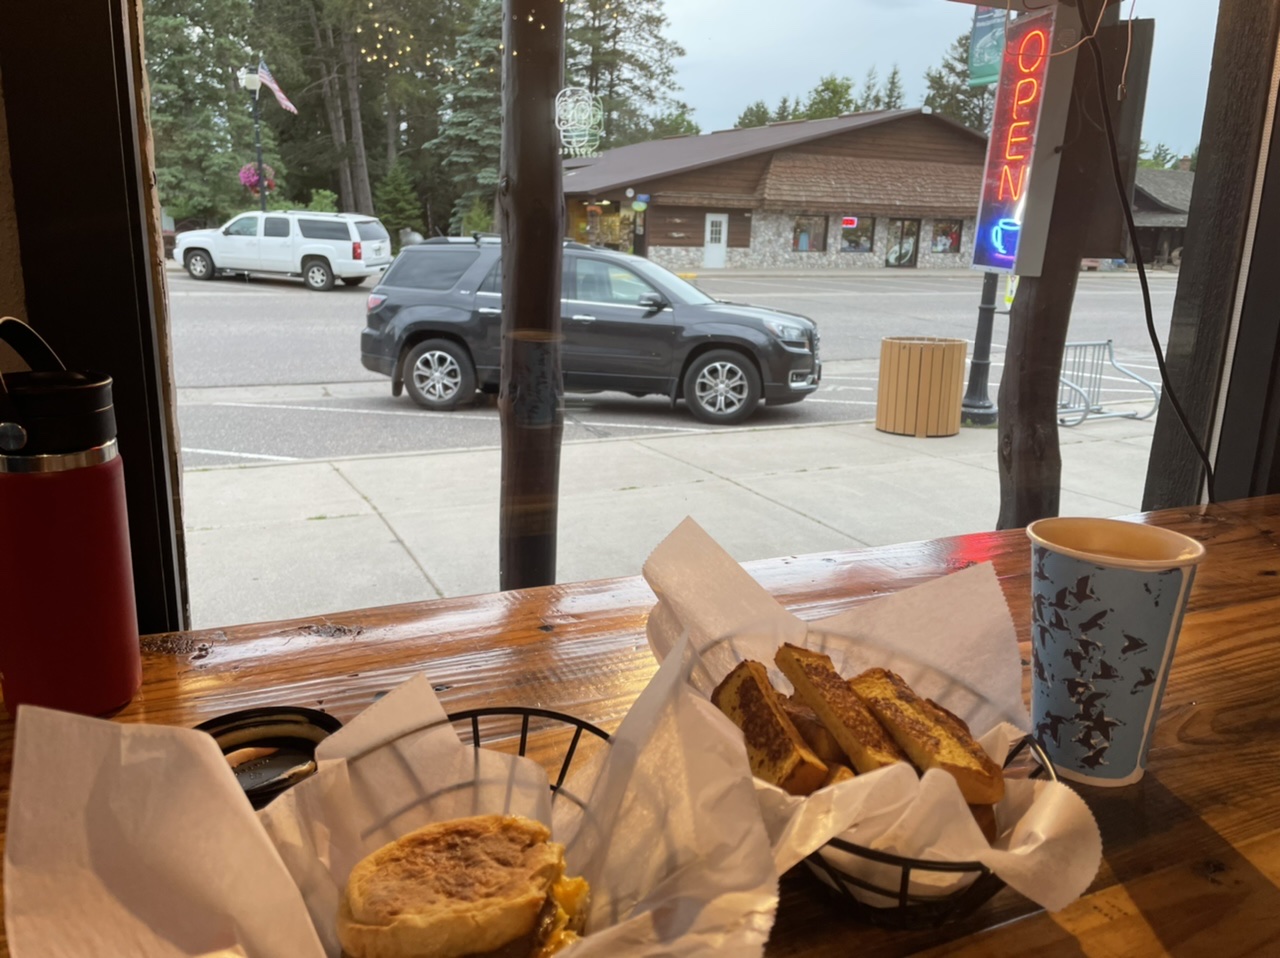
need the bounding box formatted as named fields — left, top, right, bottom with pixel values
left=996, top=3, right=1119, bottom=529
left=497, top=0, right=566, bottom=590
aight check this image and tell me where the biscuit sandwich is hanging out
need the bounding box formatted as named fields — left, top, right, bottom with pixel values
left=337, top=813, right=589, bottom=958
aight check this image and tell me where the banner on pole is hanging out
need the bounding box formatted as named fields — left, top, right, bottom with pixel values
left=969, top=7, right=1005, bottom=89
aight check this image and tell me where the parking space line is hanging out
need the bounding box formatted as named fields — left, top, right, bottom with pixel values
left=182, top=447, right=299, bottom=461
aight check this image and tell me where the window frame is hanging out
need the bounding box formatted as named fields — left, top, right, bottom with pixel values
left=792, top=214, right=829, bottom=253
left=839, top=216, right=876, bottom=253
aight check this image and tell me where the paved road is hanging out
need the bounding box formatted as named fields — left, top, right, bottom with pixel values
left=169, top=268, right=1177, bottom=468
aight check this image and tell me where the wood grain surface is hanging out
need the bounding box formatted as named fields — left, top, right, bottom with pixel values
left=2, top=497, right=1278, bottom=956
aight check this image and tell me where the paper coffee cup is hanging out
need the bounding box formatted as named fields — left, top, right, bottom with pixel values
left=1026, top=517, right=1205, bottom=787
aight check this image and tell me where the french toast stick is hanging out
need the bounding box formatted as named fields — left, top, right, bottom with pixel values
left=712, top=660, right=829, bottom=796
left=778, top=694, right=846, bottom=765
left=849, top=667, right=1005, bottom=804
left=774, top=643, right=907, bottom=774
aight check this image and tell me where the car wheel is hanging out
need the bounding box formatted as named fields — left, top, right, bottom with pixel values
left=185, top=250, right=214, bottom=281
left=303, top=258, right=335, bottom=291
left=341, top=277, right=367, bottom=287
left=683, top=349, right=761, bottom=425
left=403, top=339, right=476, bottom=410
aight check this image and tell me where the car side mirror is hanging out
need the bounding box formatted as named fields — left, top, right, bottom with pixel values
left=222, top=227, right=233, bottom=235
left=638, top=292, right=667, bottom=313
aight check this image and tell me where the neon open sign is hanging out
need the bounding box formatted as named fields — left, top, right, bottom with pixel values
left=973, top=11, right=1057, bottom=273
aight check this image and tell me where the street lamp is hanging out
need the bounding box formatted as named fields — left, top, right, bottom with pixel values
left=236, top=66, right=267, bottom=213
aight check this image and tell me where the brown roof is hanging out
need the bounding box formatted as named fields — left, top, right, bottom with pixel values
left=759, top=153, right=982, bottom=216
left=562, top=108, right=984, bottom=196
left=1134, top=168, right=1194, bottom=213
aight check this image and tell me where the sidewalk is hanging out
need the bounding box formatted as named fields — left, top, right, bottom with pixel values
left=182, top=415, right=1158, bottom=629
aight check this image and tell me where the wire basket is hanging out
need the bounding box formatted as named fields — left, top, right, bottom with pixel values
left=803, top=734, right=1057, bottom=930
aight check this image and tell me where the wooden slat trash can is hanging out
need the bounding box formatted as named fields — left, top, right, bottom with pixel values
left=876, top=337, right=968, bottom=438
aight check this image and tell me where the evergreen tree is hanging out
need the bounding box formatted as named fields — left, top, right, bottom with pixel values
left=922, top=32, right=994, bottom=132
left=145, top=0, right=286, bottom=224
left=375, top=162, right=426, bottom=250
left=1140, top=142, right=1178, bottom=169
left=802, top=74, right=854, bottom=119
left=736, top=100, right=772, bottom=129
left=1189, top=144, right=1199, bottom=172
left=853, top=67, right=882, bottom=112
left=881, top=65, right=906, bottom=109
left=567, top=0, right=687, bottom=148
left=649, top=107, right=701, bottom=139
left=774, top=96, right=796, bottom=121
left=430, top=0, right=502, bottom=232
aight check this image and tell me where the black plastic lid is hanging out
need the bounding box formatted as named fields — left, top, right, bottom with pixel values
left=1, top=369, right=116, bottom=454
left=195, top=706, right=343, bottom=809
left=0, top=318, right=116, bottom=455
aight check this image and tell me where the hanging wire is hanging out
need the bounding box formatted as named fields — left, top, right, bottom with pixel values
left=1076, top=0, right=1218, bottom=502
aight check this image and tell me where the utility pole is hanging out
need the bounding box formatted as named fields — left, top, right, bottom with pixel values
left=252, top=88, right=266, bottom=213
left=961, top=271, right=999, bottom=425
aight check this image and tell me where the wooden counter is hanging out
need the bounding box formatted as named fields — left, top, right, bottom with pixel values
left=3, top=496, right=1279, bottom=955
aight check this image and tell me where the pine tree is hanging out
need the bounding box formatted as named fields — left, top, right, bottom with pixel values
left=881, top=65, right=906, bottom=109
left=1139, top=142, right=1178, bottom=169
left=922, top=32, right=994, bottom=132
left=145, top=0, right=287, bottom=224
left=736, top=100, right=772, bottom=129
left=802, top=74, right=854, bottom=120
left=375, top=162, right=426, bottom=250
left=566, top=0, right=687, bottom=148
left=854, top=67, right=882, bottom=112
left=774, top=96, right=795, bottom=121
left=429, top=0, right=502, bottom=233
left=649, top=107, right=701, bottom=138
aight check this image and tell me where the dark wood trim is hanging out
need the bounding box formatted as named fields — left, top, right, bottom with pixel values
left=1213, top=71, right=1280, bottom=498
left=0, top=1, right=186, bottom=631
left=1144, top=0, right=1280, bottom=508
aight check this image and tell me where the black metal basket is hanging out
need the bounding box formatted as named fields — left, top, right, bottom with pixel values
left=803, top=734, right=1057, bottom=930
left=443, top=706, right=612, bottom=808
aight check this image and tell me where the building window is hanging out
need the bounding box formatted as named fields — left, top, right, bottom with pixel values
left=792, top=215, right=828, bottom=252
left=840, top=216, right=875, bottom=253
left=932, top=220, right=963, bottom=254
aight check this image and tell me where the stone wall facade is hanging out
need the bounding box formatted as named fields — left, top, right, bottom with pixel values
left=648, top=210, right=976, bottom=272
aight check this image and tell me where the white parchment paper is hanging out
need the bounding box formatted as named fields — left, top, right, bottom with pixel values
left=5, top=634, right=778, bottom=957
left=643, top=517, right=1102, bottom=912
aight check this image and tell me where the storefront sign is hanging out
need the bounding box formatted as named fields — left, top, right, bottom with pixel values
left=972, top=8, right=1075, bottom=276
left=555, top=87, right=604, bottom=157
left=841, top=216, right=859, bottom=229
left=969, top=7, right=1005, bottom=88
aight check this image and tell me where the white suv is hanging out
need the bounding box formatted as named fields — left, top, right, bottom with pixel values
left=173, top=211, right=393, bottom=291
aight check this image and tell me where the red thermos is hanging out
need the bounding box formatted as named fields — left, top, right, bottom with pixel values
left=0, top=317, right=142, bottom=715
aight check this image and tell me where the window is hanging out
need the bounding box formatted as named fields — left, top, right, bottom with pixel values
left=356, top=220, right=390, bottom=241
left=792, top=215, right=828, bottom=252
left=479, top=261, right=502, bottom=295
left=298, top=218, right=352, bottom=240
left=225, top=215, right=258, bottom=237
left=932, top=220, right=963, bottom=254
left=572, top=257, right=657, bottom=305
left=263, top=216, right=290, bottom=238
left=840, top=216, right=875, bottom=253
left=708, top=218, right=723, bottom=244
left=381, top=250, right=481, bottom=290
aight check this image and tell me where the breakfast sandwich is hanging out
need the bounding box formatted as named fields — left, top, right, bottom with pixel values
left=337, top=814, right=588, bottom=958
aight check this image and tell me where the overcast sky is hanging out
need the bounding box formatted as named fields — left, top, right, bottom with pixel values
left=664, top=0, right=1216, bottom=157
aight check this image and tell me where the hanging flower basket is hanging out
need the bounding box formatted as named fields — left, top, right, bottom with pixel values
left=238, top=163, right=277, bottom=195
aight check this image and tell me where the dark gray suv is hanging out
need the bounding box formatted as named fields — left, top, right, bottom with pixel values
left=360, top=240, right=820, bottom=424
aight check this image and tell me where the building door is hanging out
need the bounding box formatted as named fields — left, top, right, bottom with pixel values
left=703, top=213, right=729, bottom=268
left=885, top=219, right=921, bottom=268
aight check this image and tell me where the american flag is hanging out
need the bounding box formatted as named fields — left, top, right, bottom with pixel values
left=257, top=60, right=297, bottom=115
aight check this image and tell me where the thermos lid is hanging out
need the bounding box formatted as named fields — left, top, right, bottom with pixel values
left=195, top=706, right=343, bottom=809
left=0, top=317, right=116, bottom=456
left=0, top=369, right=117, bottom=455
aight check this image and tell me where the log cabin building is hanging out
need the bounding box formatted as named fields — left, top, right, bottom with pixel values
left=562, top=108, right=987, bottom=271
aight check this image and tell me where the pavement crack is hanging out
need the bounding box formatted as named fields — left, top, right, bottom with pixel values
left=328, top=463, right=446, bottom=599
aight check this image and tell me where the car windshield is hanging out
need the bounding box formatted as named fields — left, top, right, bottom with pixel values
left=356, top=221, right=390, bottom=241
left=623, top=256, right=716, bottom=306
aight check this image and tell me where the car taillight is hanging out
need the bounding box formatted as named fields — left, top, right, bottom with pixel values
left=353, top=241, right=363, bottom=261
left=367, top=293, right=387, bottom=311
